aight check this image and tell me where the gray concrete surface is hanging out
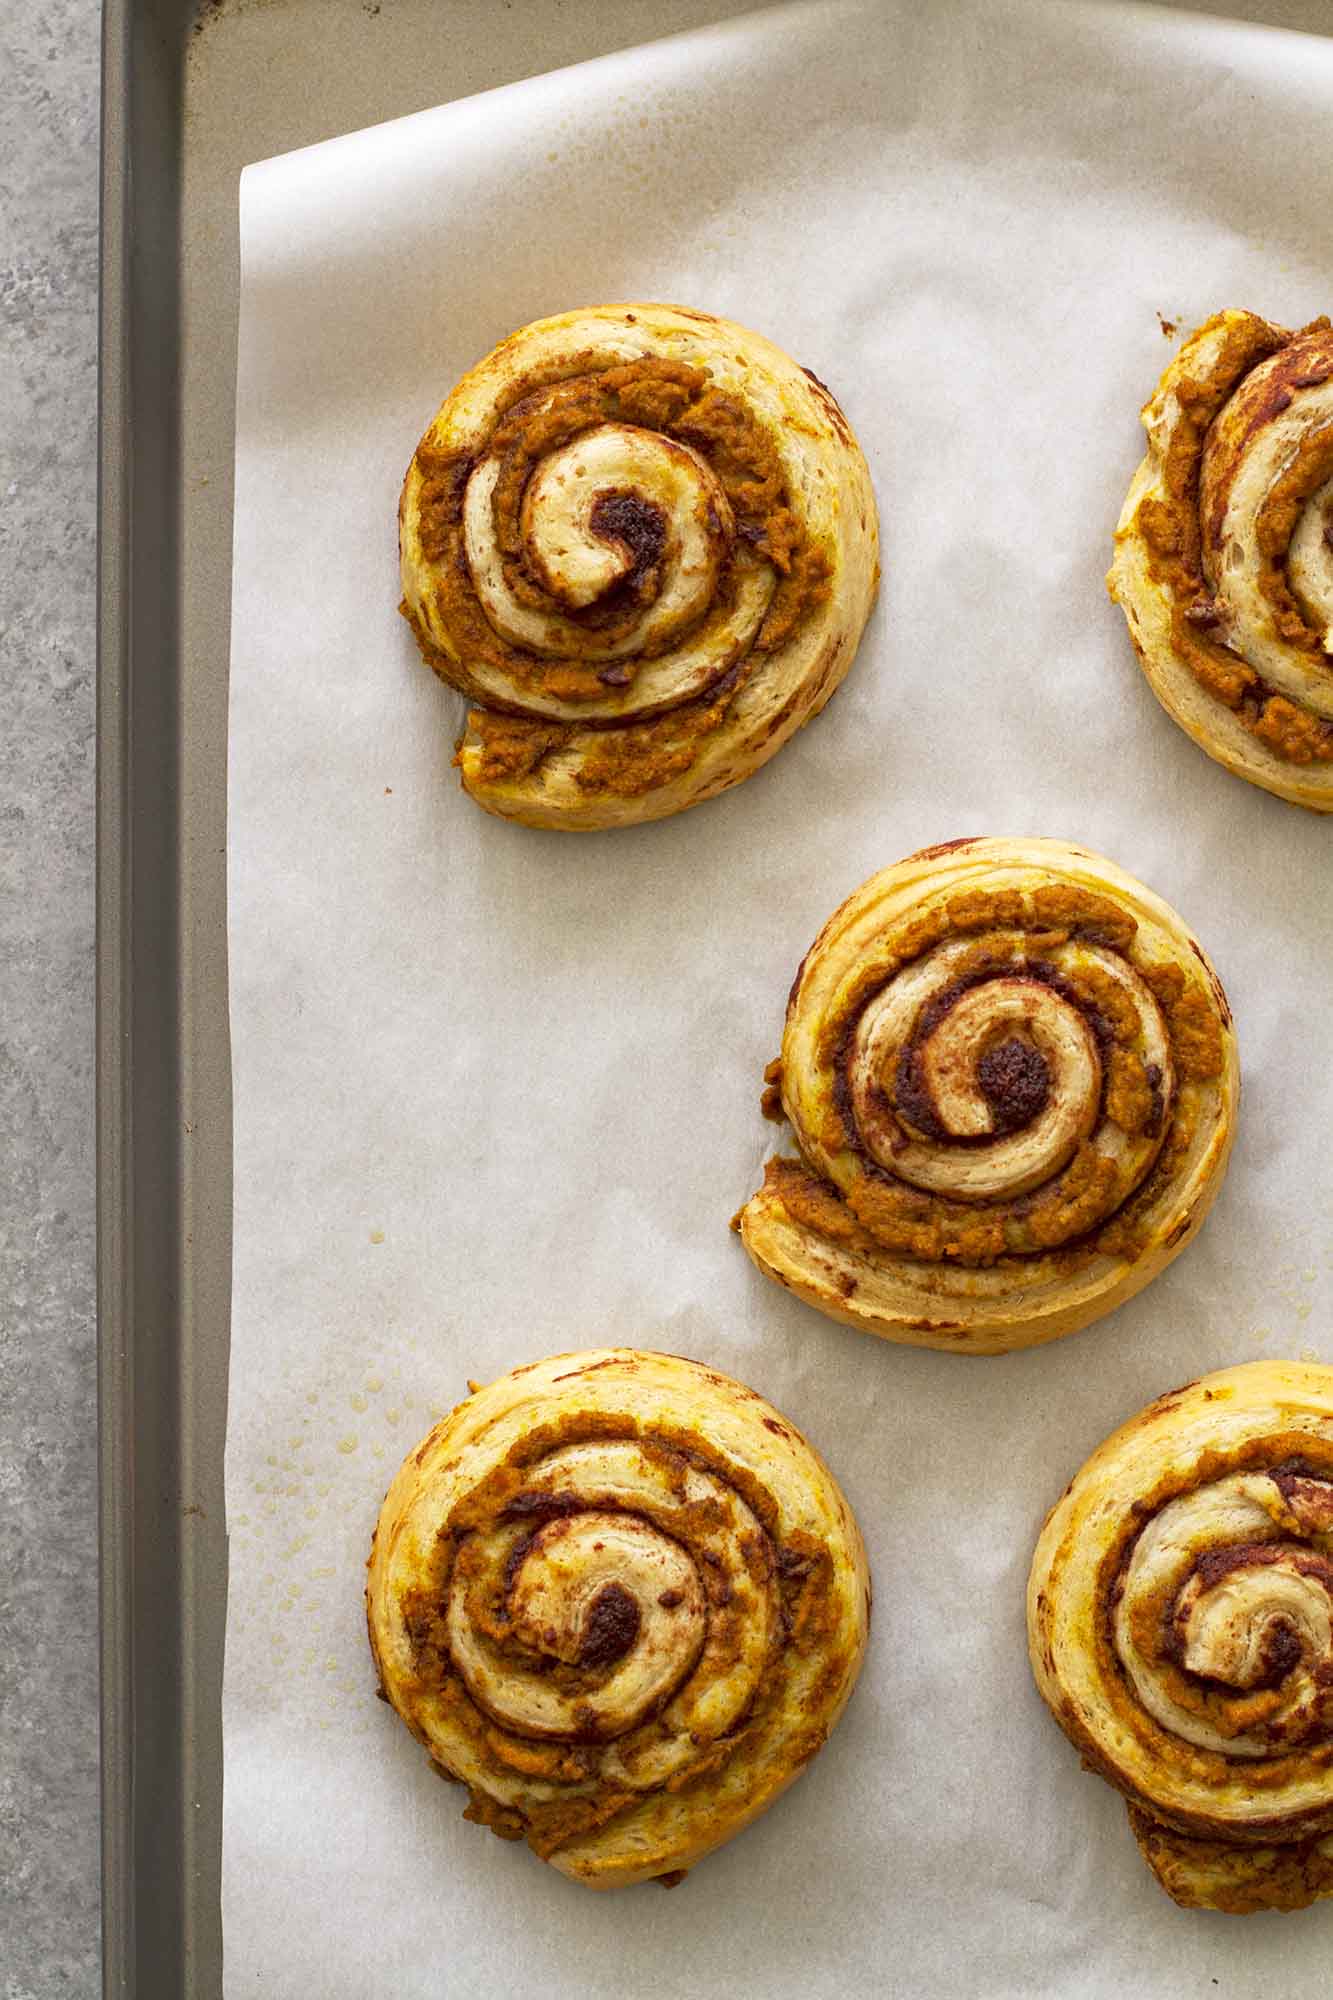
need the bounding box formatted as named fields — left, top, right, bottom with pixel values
left=0, top=1, right=102, bottom=1996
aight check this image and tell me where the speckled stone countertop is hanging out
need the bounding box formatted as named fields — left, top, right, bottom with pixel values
left=0, top=1, right=101, bottom=1994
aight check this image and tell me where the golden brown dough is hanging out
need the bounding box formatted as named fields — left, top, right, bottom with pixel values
left=1108, top=309, right=1333, bottom=810
left=1028, top=1361, right=1333, bottom=1913
left=366, top=1348, right=870, bottom=1886
left=736, top=836, right=1237, bottom=1354
left=398, top=303, right=879, bottom=829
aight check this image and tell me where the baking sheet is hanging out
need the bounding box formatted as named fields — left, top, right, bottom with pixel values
left=225, top=0, right=1333, bottom=1991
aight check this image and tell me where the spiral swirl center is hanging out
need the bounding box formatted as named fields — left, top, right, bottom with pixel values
left=507, top=1512, right=701, bottom=1674
left=976, top=1036, right=1051, bottom=1130
left=437, top=1436, right=784, bottom=1779
left=460, top=416, right=765, bottom=686
left=513, top=423, right=730, bottom=629
left=850, top=959, right=1105, bottom=1201
left=1114, top=1469, right=1333, bottom=1757
left=448, top=1508, right=707, bottom=1743
left=1175, top=1558, right=1328, bottom=1692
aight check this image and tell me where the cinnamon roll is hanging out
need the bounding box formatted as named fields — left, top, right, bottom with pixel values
left=735, top=837, right=1237, bottom=1354
left=366, top=1349, right=869, bottom=1886
left=1109, top=309, right=1333, bottom=810
left=399, top=304, right=879, bottom=829
left=1028, top=1360, right=1333, bottom=1912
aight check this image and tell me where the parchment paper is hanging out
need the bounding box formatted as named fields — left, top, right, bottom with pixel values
left=225, top=2, right=1333, bottom=1991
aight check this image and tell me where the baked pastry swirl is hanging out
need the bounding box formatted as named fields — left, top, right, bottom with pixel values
left=399, top=303, right=879, bottom=829
left=736, top=837, right=1237, bottom=1355
left=1028, top=1361, right=1333, bottom=1913
left=1109, top=309, right=1333, bottom=810
left=366, top=1348, right=869, bottom=1886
